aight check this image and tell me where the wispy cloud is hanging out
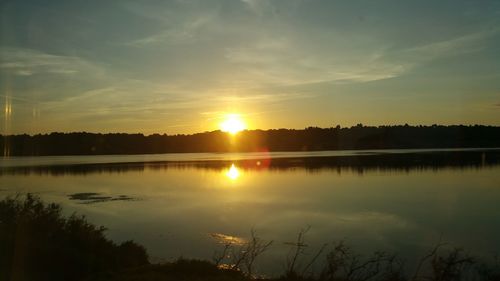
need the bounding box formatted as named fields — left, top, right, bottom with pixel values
left=224, top=38, right=406, bottom=87
left=214, top=92, right=314, bottom=103
left=128, top=14, right=215, bottom=46
left=240, top=0, right=301, bottom=17
left=123, top=1, right=219, bottom=47
left=395, top=27, right=500, bottom=63
left=240, top=0, right=272, bottom=15
left=0, top=47, right=103, bottom=77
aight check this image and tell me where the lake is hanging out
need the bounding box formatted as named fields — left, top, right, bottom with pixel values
left=1, top=148, right=499, bottom=276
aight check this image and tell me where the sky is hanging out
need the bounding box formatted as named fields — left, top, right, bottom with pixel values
left=1, top=0, right=499, bottom=134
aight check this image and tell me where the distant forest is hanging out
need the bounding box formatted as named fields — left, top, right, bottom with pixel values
left=2, top=125, right=499, bottom=156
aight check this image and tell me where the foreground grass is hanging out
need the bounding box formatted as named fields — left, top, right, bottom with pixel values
left=1, top=194, right=499, bottom=281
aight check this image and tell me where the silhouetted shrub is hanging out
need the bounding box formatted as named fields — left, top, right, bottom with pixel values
left=0, top=194, right=149, bottom=281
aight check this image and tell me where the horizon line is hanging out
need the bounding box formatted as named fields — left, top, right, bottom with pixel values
left=2, top=123, right=500, bottom=137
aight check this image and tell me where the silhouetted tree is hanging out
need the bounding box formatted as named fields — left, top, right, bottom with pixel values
left=1, top=125, right=499, bottom=156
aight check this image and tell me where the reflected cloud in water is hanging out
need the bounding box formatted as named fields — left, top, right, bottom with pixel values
left=68, top=192, right=138, bottom=204
left=210, top=233, right=246, bottom=245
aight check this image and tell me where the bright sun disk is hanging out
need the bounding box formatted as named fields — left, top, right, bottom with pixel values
left=220, top=114, right=246, bottom=135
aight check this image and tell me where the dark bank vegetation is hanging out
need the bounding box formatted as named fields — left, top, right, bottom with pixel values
left=0, top=194, right=149, bottom=281
left=1, top=195, right=499, bottom=281
left=2, top=125, right=499, bottom=156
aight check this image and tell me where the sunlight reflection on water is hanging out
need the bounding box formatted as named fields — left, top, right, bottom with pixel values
left=225, top=163, right=241, bottom=181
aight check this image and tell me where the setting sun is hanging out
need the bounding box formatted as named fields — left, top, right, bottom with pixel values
left=220, top=114, right=246, bottom=135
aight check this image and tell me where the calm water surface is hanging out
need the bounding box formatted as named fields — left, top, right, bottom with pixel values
left=1, top=149, right=499, bottom=275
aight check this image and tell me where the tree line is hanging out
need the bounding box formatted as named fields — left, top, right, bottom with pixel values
left=1, top=124, right=499, bottom=156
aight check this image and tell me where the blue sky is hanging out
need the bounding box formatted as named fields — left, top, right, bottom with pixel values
left=1, top=0, right=499, bottom=134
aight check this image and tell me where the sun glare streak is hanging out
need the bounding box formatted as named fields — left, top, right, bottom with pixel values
left=3, top=95, right=12, bottom=157
left=220, top=114, right=246, bottom=135
left=225, top=163, right=240, bottom=180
